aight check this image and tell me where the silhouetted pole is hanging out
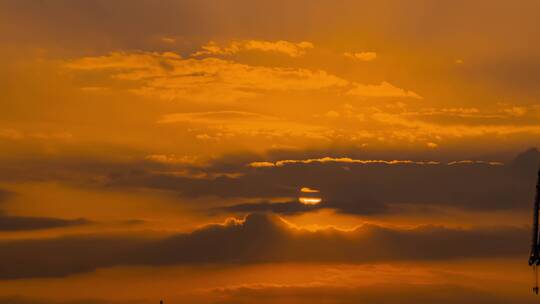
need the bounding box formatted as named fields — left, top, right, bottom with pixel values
left=529, top=169, right=540, bottom=266
left=530, top=169, right=540, bottom=294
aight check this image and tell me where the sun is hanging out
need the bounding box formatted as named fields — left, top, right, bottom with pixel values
left=298, top=197, right=322, bottom=205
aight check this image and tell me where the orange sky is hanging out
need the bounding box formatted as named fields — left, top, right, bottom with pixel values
left=1, top=1, right=540, bottom=303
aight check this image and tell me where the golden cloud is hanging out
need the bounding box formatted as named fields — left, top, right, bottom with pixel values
left=248, top=157, right=505, bottom=168
left=193, top=40, right=314, bottom=57
left=248, top=157, right=441, bottom=167
left=66, top=51, right=423, bottom=104
left=67, top=51, right=348, bottom=103
left=371, top=112, right=540, bottom=138
left=145, top=154, right=201, bottom=165
left=347, top=82, right=422, bottom=99
left=158, top=110, right=328, bottom=139
left=344, top=51, right=377, bottom=61
left=300, top=187, right=319, bottom=193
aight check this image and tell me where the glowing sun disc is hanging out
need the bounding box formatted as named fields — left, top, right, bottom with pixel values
left=298, top=197, right=322, bottom=205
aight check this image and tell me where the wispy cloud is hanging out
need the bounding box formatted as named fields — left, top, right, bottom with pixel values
left=157, top=110, right=328, bottom=139
left=347, top=82, right=422, bottom=99
left=193, top=40, right=314, bottom=57
left=248, top=157, right=442, bottom=168
left=157, top=111, right=277, bottom=124
left=66, top=50, right=422, bottom=105
left=67, top=51, right=348, bottom=102
left=344, top=51, right=377, bottom=61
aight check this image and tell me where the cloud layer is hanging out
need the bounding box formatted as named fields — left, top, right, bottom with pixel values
left=66, top=51, right=421, bottom=103
left=108, top=149, right=538, bottom=214
left=0, top=213, right=526, bottom=279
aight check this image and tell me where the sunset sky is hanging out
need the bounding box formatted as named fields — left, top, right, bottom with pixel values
left=2, top=1, right=540, bottom=303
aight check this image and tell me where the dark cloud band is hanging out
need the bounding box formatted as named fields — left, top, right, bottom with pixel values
left=0, top=215, right=90, bottom=231
left=0, top=213, right=526, bottom=279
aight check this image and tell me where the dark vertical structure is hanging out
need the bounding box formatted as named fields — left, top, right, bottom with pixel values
left=529, top=169, right=540, bottom=294
left=529, top=169, right=540, bottom=266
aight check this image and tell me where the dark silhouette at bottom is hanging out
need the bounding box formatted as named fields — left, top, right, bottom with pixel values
left=529, top=169, right=540, bottom=294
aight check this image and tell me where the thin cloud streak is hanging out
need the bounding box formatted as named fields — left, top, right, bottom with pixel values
left=193, top=40, right=314, bottom=57
left=248, top=157, right=503, bottom=168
